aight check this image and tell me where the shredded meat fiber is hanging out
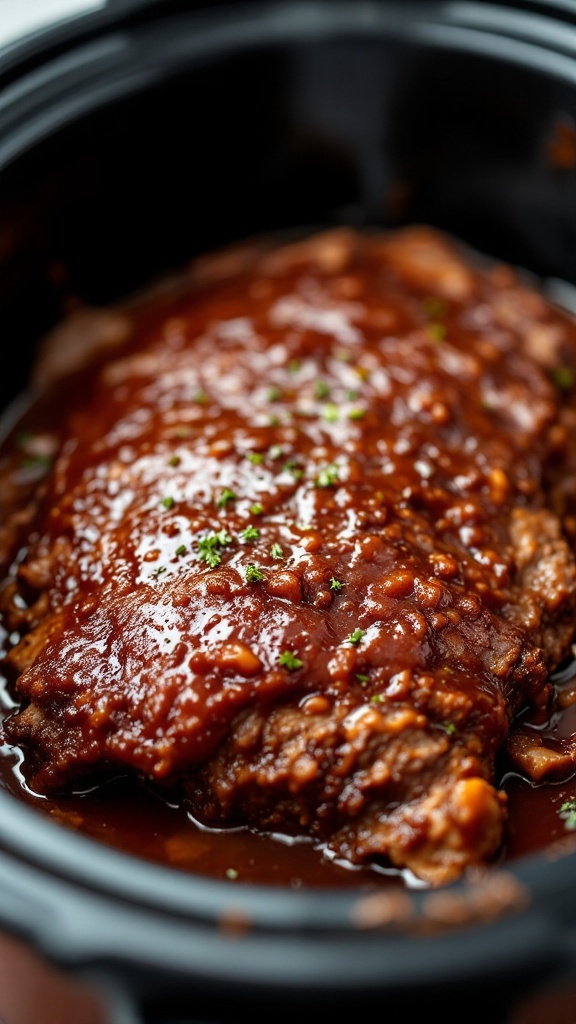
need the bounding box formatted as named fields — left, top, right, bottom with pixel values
left=2, top=225, right=576, bottom=887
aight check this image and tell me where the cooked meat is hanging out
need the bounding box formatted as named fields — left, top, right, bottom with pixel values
left=2, top=225, right=576, bottom=887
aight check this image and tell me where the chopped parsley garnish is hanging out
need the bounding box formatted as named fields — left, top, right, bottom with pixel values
left=168, top=454, right=181, bottom=467
left=322, top=403, right=339, bottom=422
left=246, top=452, right=265, bottom=465
left=278, top=650, right=303, bottom=671
left=175, top=544, right=187, bottom=557
left=245, top=564, right=266, bottom=583
left=288, top=358, right=301, bottom=374
left=270, top=543, right=284, bottom=559
left=356, top=673, right=369, bottom=684
left=559, top=799, right=576, bottom=830
left=217, top=488, right=237, bottom=508
left=330, top=577, right=344, bottom=591
left=314, top=463, right=340, bottom=488
left=151, top=565, right=167, bottom=578
left=423, top=296, right=448, bottom=319
left=267, top=385, right=282, bottom=402
left=370, top=693, right=384, bottom=704
left=348, top=407, right=365, bottom=420
left=283, top=459, right=303, bottom=479
left=346, top=627, right=366, bottom=646
left=440, top=722, right=457, bottom=736
left=249, top=502, right=264, bottom=515
left=427, top=322, right=446, bottom=342
left=346, top=389, right=359, bottom=401
left=314, top=380, right=331, bottom=400
left=552, top=366, right=575, bottom=390
left=193, top=388, right=207, bottom=404
left=20, top=454, right=53, bottom=472
left=161, top=496, right=175, bottom=510
left=240, top=526, right=260, bottom=543
left=198, top=530, right=232, bottom=568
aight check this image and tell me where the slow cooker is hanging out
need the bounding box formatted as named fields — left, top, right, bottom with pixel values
left=3, top=2, right=576, bottom=1022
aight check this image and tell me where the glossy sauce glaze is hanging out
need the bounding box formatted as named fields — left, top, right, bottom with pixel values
left=2, top=225, right=576, bottom=889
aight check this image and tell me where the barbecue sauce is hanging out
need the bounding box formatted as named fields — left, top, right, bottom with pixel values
left=2, top=226, right=576, bottom=890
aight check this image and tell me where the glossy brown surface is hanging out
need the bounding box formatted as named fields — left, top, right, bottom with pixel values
left=2, top=225, right=576, bottom=889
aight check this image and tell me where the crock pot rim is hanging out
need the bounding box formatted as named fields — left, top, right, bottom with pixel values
left=0, top=785, right=574, bottom=1000
left=3, top=0, right=576, bottom=1005
left=1, top=0, right=576, bottom=932
left=4, top=0, right=576, bottom=175
left=0, top=759, right=575, bottom=941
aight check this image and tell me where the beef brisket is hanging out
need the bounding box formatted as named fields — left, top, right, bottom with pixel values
left=2, top=225, right=576, bottom=886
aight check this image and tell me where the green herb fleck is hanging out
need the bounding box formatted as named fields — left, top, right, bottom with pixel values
left=175, top=544, right=187, bottom=557
left=314, top=463, right=340, bottom=488
left=240, top=526, right=260, bottom=543
left=269, top=445, right=284, bottom=460
left=245, top=564, right=266, bottom=583
left=427, top=322, right=446, bottom=342
left=246, top=452, right=265, bottom=465
left=552, top=366, right=575, bottom=390
left=348, top=407, right=365, bottom=420
left=250, top=502, right=264, bottom=516
left=270, top=543, right=284, bottom=559
left=440, top=721, right=457, bottom=736
left=346, top=627, right=366, bottom=646
left=370, top=693, right=384, bottom=704
left=322, top=403, right=339, bottom=422
left=168, top=455, right=181, bottom=467
left=283, top=459, right=303, bottom=479
left=288, top=358, right=301, bottom=374
left=330, top=577, right=344, bottom=591
left=278, top=650, right=303, bottom=671
left=161, top=496, right=175, bottom=510
left=217, top=488, right=237, bottom=508
left=198, top=530, right=232, bottom=568
left=151, top=565, right=167, bottom=578
left=314, top=379, right=331, bottom=400
left=20, top=454, right=53, bottom=472
left=423, top=296, right=448, bottom=319
left=356, top=673, right=369, bottom=684
left=267, top=385, right=282, bottom=402
left=193, top=388, right=207, bottom=404
left=559, top=799, right=576, bottom=830
left=346, top=389, right=359, bottom=401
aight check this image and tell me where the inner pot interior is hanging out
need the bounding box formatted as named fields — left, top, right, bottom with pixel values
left=2, top=1, right=576, bottom=1018
left=3, top=1, right=576, bottom=410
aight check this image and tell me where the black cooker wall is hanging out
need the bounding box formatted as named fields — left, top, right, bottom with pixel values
left=1, top=21, right=576, bottom=414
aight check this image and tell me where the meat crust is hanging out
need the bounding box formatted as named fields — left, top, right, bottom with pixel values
left=2, top=225, right=576, bottom=887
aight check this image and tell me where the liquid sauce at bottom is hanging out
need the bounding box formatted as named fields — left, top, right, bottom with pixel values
left=1, top=710, right=576, bottom=888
